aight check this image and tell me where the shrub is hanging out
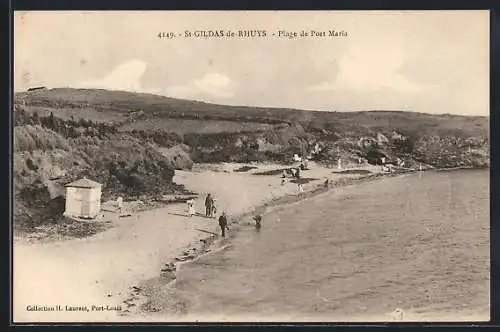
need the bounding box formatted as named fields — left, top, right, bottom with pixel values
left=159, top=145, right=193, bottom=170
left=14, top=125, right=70, bottom=152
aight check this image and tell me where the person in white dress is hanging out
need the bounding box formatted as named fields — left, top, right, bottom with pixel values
left=298, top=183, right=304, bottom=198
left=117, top=196, right=123, bottom=214
left=186, top=199, right=195, bottom=218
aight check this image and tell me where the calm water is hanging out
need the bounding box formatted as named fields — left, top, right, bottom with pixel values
left=159, top=170, right=490, bottom=321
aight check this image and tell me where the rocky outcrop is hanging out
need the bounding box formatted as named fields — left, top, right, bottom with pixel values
left=157, top=144, right=194, bottom=170
left=412, top=135, right=489, bottom=168
left=313, top=131, right=489, bottom=169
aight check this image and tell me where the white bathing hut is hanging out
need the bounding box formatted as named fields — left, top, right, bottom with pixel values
left=63, top=177, right=102, bottom=219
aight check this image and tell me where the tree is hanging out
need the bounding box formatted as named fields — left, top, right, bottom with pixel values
left=32, top=111, right=40, bottom=125
left=49, top=111, right=57, bottom=130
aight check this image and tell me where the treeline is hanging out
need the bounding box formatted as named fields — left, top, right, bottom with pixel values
left=15, top=106, right=118, bottom=139
left=128, top=129, right=183, bottom=148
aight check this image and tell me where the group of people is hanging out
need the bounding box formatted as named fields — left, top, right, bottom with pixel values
left=186, top=193, right=217, bottom=218
left=281, top=166, right=305, bottom=187
left=185, top=193, right=230, bottom=238
left=279, top=167, right=307, bottom=197
left=204, top=194, right=231, bottom=238
left=204, top=193, right=217, bottom=218
left=186, top=193, right=262, bottom=238
left=281, top=167, right=303, bottom=181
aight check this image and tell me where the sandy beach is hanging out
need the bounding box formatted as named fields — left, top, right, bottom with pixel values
left=13, top=161, right=383, bottom=323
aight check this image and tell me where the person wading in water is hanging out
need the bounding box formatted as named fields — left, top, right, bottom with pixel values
left=253, top=215, right=262, bottom=231
left=218, top=211, right=229, bottom=237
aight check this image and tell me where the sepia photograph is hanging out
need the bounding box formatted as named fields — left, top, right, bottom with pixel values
left=12, top=10, right=490, bottom=323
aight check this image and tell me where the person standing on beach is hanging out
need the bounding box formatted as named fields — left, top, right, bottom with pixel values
left=205, top=194, right=214, bottom=217
left=218, top=211, right=228, bottom=237
left=117, top=196, right=123, bottom=214
left=211, top=199, right=217, bottom=218
left=324, top=178, right=329, bottom=189
left=187, top=198, right=195, bottom=218
left=298, top=183, right=304, bottom=198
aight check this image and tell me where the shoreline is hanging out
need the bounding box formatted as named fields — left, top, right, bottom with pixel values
left=13, top=164, right=487, bottom=244
left=13, top=163, right=485, bottom=322
left=128, top=166, right=489, bottom=322
left=127, top=168, right=414, bottom=318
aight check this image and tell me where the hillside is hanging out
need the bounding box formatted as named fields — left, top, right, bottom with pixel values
left=13, top=111, right=193, bottom=228
left=15, top=88, right=487, bottom=136
left=13, top=88, right=489, bottom=228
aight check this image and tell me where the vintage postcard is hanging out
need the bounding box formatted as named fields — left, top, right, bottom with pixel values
left=12, top=10, right=490, bottom=323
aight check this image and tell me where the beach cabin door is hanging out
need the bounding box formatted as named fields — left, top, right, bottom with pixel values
left=81, top=200, right=91, bottom=217
left=80, top=189, right=91, bottom=216
left=73, top=189, right=83, bottom=216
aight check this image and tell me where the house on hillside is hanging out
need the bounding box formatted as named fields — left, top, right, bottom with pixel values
left=27, top=86, right=47, bottom=92
left=63, top=177, right=102, bottom=219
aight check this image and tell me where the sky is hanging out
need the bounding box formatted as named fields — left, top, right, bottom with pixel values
left=14, top=11, right=490, bottom=115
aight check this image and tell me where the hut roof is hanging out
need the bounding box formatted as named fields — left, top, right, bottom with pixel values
left=27, top=86, right=47, bottom=91
left=65, top=177, right=101, bottom=188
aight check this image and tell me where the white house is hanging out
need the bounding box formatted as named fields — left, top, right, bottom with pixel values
left=63, top=177, right=102, bottom=219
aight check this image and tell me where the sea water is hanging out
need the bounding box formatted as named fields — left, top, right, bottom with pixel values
left=159, top=170, right=490, bottom=321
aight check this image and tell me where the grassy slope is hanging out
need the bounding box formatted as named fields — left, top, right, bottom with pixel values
left=15, top=88, right=488, bottom=137
left=13, top=114, right=193, bottom=228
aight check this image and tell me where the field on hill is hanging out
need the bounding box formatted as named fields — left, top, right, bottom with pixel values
left=16, top=88, right=488, bottom=138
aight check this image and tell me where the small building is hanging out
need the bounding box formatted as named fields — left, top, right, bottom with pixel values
left=27, top=86, right=47, bottom=92
left=63, top=177, right=102, bottom=219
